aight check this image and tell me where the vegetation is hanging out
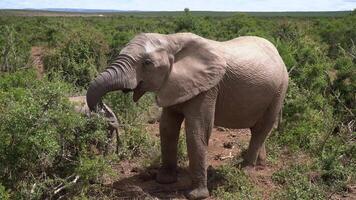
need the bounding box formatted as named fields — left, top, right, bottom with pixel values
left=0, top=10, right=355, bottom=199
left=0, top=9, right=352, bottom=17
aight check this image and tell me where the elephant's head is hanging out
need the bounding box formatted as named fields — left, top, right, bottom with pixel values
left=86, top=33, right=226, bottom=110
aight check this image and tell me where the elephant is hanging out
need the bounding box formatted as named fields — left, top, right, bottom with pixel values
left=86, top=33, right=289, bottom=199
left=68, top=96, right=119, bottom=155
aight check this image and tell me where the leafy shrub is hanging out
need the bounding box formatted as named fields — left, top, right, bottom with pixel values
left=210, top=166, right=260, bottom=199
left=109, top=31, right=135, bottom=60
left=0, top=25, right=30, bottom=72
left=271, top=80, right=334, bottom=152
left=272, top=165, right=326, bottom=200
left=43, top=28, right=109, bottom=88
left=0, top=183, right=10, bottom=200
left=174, top=11, right=198, bottom=32
left=0, top=69, right=112, bottom=198
left=104, top=92, right=154, bottom=125
left=1, top=11, right=355, bottom=200
left=273, top=19, right=303, bottom=42
left=103, top=92, right=158, bottom=160
left=328, top=51, right=355, bottom=121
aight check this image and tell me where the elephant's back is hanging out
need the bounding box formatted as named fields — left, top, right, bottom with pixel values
left=219, top=36, right=286, bottom=95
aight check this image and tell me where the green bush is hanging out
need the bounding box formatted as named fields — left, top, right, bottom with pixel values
left=272, top=165, right=326, bottom=200
left=0, top=183, right=10, bottom=200
left=329, top=52, right=355, bottom=121
left=270, top=80, right=334, bottom=152
left=103, top=92, right=157, bottom=160
left=0, top=69, right=111, bottom=198
left=0, top=11, right=355, bottom=200
left=210, top=165, right=260, bottom=200
left=103, top=91, right=154, bottom=124
left=43, top=28, right=109, bottom=88
left=0, top=25, right=30, bottom=72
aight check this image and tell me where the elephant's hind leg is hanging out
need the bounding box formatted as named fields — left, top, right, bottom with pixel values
left=156, top=108, right=184, bottom=184
left=243, top=96, right=284, bottom=167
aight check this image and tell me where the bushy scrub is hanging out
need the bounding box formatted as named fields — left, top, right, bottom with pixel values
left=272, top=165, right=326, bottom=200
left=43, top=28, right=109, bottom=88
left=209, top=166, right=260, bottom=200
left=103, top=92, right=158, bottom=160
left=0, top=70, right=112, bottom=199
left=0, top=25, right=31, bottom=72
left=270, top=80, right=334, bottom=152
left=328, top=51, right=355, bottom=122
left=0, top=11, right=355, bottom=199
left=104, top=92, right=154, bottom=125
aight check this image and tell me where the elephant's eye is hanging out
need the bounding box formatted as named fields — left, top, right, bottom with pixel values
left=143, top=60, right=152, bottom=66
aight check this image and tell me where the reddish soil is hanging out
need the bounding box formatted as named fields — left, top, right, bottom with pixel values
left=107, top=123, right=284, bottom=199
left=30, top=46, right=45, bottom=79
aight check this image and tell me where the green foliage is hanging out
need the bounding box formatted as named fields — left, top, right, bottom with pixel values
left=0, top=11, right=355, bottom=199
left=210, top=166, right=260, bottom=199
left=43, top=28, right=109, bottom=88
left=0, top=69, right=111, bottom=198
left=0, top=25, right=30, bottom=72
left=0, top=183, right=10, bottom=200
left=177, top=132, right=188, bottom=163
left=104, top=92, right=154, bottom=125
left=219, top=14, right=259, bottom=38
left=174, top=10, right=198, bottom=32
left=329, top=51, right=355, bottom=120
left=318, top=15, right=356, bottom=58
left=272, top=165, right=326, bottom=200
left=116, top=125, right=158, bottom=159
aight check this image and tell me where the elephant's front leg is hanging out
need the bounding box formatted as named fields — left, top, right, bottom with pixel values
left=156, top=108, right=184, bottom=184
left=183, top=90, right=217, bottom=199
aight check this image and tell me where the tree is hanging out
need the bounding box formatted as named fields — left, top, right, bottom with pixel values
left=184, top=8, right=190, bottom=14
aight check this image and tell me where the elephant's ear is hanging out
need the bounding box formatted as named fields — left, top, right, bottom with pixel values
left=156, top=38, right=226, bottom=107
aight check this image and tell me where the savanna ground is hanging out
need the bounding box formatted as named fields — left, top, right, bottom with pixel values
left=0, top=10, right=355, bottom=199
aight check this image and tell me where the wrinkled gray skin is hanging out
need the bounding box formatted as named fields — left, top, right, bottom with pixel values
left=86, top=33, right=288, bottom=199
left=69, top=96, right=119, bottom=154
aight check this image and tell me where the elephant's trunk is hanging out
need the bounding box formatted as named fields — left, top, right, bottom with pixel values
left=86, top=55, right=136, bottom=111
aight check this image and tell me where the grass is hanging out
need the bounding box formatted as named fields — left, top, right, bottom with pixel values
left=209, top=165, right=261, bottom=200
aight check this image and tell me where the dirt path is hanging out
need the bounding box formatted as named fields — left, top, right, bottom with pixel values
left=30, top=46, right=45, bottom=79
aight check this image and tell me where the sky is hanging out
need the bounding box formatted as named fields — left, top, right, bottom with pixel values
left=0, top=0, right=356, bottom=11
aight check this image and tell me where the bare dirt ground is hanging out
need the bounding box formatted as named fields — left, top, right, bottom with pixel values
left=106, top=124, right=282, bottom=200
left=30, top=46, right=45, bottom=79
left=107, top=124, right=356, bottom=200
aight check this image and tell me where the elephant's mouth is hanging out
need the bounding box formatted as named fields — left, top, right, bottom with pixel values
left=132, top=81, right=146, bottom=102
left=121, top=81, right=146, bottom=102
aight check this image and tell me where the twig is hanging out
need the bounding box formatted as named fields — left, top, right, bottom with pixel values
left=31, top=183, right=36, bottom=194
left=288, top=65, right=297, bottom=75
left=347, top=120, right=355, bottom=134
left=220, top=152, right=234, bottom=160
left=330, top=89, right=354, bottom=117
left=324, top=71, right=355, bottom=117
left=54, top=175, right=80, bottom=195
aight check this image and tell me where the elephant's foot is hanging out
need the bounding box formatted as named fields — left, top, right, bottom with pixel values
left=156, top=167, right=177, bottom=184
left=256, top=157, right=266, bottom=167
left=186, top=187, right=209, bottom=200
left=240, top=159, right=255, bottom=168
left=241, top=159, right=268, bottom=173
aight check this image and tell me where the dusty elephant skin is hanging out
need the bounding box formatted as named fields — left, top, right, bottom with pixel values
left=86, top=33, right=289, bottom=199
left=69, top=96, right=119, bottom=155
